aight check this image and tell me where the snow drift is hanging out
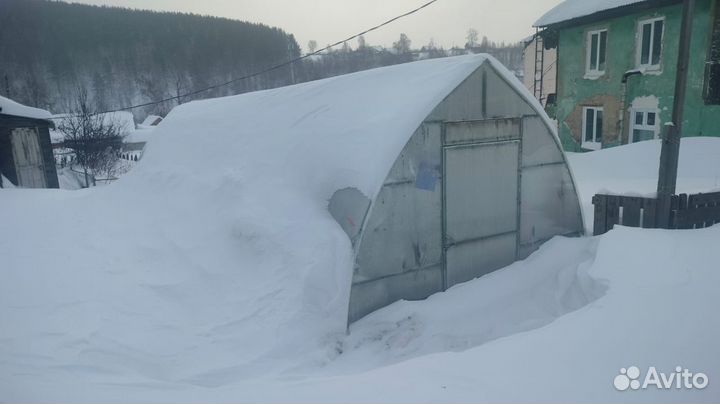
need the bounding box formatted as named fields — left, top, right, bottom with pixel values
left=2, top=51, right=719, bottom=401
left=1, top=55, right=509, bottom=389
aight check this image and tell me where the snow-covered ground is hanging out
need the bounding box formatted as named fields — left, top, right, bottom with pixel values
left=2, top=120, right=719, bottom=401
left=567, top=138, right=720, bottom=233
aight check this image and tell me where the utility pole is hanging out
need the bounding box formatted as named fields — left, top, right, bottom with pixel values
left=656, top=0, right=695, bottom=228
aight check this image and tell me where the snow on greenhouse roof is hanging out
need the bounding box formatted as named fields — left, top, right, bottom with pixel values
left=535, top=0, right=649, bottom=27
left=144, top=54, right=508, bottom=200
left=0, top=95, right=52, bottom=120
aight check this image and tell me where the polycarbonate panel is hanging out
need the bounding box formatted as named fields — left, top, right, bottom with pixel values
left=521, top=116, right=564, bottom=167
left=519, top=164, right=583, bottom=254
left=444, top=141, right=519, bottom=242
left=354, top=121, right=443, bottom=284
left=446, top=232, right=517, bottom=286
left=354, top=182, right=442, bottom=282
left=385, top=123, right=442, bottom=184
left=348, top=265, right=443, bottom=323
left=444, top=118, right=520, bottom=145
left=483, top=66, right=536, bottom=118
left=427, top=68, right=485, bottom=122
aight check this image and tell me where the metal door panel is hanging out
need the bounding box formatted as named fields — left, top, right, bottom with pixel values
left=443, top=139, right=520, bottom=287
left=444, top=141, right=519, bottom=243
left=11, top=127, right=46, bottom=188
left=446, top=232, right=517, bottom=285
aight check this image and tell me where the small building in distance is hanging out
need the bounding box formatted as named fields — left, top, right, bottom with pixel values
left=139, top=114, right=163, bottom=129
left=0, top=96, right=59, bottom=188
left=121, top=113, right=163, bottom=161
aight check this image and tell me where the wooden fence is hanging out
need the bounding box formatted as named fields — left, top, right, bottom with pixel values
left=592, top=191, right=720, bottom=235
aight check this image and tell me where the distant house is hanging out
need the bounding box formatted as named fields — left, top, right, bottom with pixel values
left=0, top=96, right=59, bottom=188
left=121, top=113, right=163, bottom=162
left=139, top=114, right=163, bottom=129
left=535, top=0, right=720, bottom=151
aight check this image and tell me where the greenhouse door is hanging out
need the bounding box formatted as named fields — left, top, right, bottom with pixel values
left=11, top=127, right=47, bottom=188
left=443, top=140, right=519, bottom=287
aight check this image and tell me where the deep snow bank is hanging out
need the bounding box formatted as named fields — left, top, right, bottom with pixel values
left=1, top=55, right=495, bottom=393
left=3, top=223, right=718, bottom=402
left=567, top=137, right=720, bottom=232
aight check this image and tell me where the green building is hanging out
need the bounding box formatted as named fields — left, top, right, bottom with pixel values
left=535, top=0, right=720, bottom=151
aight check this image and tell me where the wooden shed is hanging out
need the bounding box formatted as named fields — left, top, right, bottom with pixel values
left=0, top=96, right=59, bottom=188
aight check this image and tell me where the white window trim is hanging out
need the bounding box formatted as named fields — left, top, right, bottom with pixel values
left=585, top=29, right=608, bottom=78
left=636, top=16, right=665, bottom=71
left=629, top=108, right=661, bottom=143
left=582, top=106, right=603, bottom=150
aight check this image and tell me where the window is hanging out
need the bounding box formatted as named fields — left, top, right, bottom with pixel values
left=704, top=4, right=720, bottom=104
left=630, top=109, right=660, bottom=142
left=586, top=29, right=608, bottom=75
left=582, top=107, right=603, bottom=149
left=637, top=17, right=664, bottom=69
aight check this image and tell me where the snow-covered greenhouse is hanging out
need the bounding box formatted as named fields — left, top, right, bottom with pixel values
left=153, top=54, right=584, bottom=325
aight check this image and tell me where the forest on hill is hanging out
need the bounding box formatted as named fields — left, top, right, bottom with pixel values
left=0, top=0, right=300, bottom=118
left=0, top=0, right=525, bottom=121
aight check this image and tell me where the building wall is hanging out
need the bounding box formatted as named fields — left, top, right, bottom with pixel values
left=523, top=37, right=558, bottom=106
left=555, top=0, right=720, bottom=151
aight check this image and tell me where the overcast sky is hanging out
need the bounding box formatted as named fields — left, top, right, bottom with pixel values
left=68, top=0, right=564, bottom=51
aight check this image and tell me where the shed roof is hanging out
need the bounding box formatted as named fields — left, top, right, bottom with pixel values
left=0, top=96, right=52, bottom=121
left=535, top=0, right=650, bottom=27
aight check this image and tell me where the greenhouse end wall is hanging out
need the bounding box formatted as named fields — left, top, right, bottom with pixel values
left=347, top=63, right=584, bottom=324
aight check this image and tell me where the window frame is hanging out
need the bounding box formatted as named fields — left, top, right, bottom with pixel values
left=704, top=3, right=720, bottom=104
left=581, top=106, right=604, bottom=150
left=585, top=29, right=608, bottom=77
left=636, top=16, right=665, bottom=70
left=629, top=108, right=660, bottom=143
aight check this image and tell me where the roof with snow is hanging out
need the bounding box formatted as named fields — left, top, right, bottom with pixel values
left=147, top=54, right=506, bottom=198
left=141, top=115, right=163, bottom=126
left=535, top=0, right=661, bottom=27
left=0, top=95, right=52, bottom=120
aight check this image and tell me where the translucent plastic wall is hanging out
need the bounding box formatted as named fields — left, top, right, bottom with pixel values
left=346, top=63, right=583, bottom=323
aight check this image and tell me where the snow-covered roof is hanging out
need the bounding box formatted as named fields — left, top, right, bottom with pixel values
left=141, top=114, right=162, bottom=126
left=535, top=0, right=649, bottom=27
left=123, top=127, right=154, bottom=144
left=144, top=54, right=505, bottom=200
left=0, top=95, right=52, bottom=120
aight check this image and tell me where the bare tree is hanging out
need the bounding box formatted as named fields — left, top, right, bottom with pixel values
left=307, top=40, right=318, bottom=54
left=393, top=33, right=411, bottom=54
left=357, top=35, right=367, bottom=50
left=58, top=86, right=125, bottom=187
left=466, top=28, right=479, bottom=48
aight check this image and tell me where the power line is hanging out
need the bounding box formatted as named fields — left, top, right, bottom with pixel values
left=54, top=0, right=440, bottom=119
